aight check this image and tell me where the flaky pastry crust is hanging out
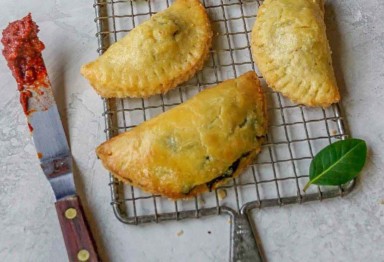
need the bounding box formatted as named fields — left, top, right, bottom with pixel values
left=81, top=0, right=212, bottom=98
left=96, top=72, right=268, bottom=199
left=251, top=0, right=340, bottom=107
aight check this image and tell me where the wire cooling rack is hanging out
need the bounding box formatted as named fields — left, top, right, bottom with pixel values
left=92, top=0, right=354, bottom=228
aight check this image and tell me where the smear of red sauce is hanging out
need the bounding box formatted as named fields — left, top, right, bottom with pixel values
left=20, top=90, right=32, bottom=114
left=1, top=13, right=48, bottom=115
left=28, top=122, right=34, bottom=132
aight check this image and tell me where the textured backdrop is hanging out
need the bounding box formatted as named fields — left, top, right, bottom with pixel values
left=0, top=0, right=383, bottom=261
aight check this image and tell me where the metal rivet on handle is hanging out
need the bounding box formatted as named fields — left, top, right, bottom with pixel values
left=77, top=249, right=90, bottom=261
left=64, top=208, right=77, bottom=220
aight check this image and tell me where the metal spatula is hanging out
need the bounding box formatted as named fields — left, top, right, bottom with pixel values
left=2, top=14, right=99, bottom=262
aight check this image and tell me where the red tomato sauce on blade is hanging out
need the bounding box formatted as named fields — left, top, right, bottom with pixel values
left=28, top=122, right=34, bottom=132
left=1, top=13, right=47, bottom=115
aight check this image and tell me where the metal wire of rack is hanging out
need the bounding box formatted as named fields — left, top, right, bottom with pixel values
left=92, top=0, right=355, bottom=259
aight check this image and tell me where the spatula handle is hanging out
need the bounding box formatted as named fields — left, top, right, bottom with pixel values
left=55, top=195, right=99, bottom=262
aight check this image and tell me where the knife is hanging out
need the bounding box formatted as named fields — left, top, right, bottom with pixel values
left=2, top=14, right=99, bottom=262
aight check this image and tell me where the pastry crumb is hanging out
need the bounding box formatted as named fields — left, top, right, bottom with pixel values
left=331, top=129, right=338, bottom=136
left=176, top=230, right=184, bottom=237
left=217, top=189, right=227, bottom=201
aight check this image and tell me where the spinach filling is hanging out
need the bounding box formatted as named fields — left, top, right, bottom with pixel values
left=206, top=151, right=251, bottom=191
left=179, top=151, right=251, bottom=195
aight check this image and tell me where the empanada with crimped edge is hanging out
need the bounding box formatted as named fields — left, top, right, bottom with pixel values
left=96, top=72, right=268, bottom=199
left=81, top=0, right=212, bottom=98
left=251, top=0, right=340, bottom=107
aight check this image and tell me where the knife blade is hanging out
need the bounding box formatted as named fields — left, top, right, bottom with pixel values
left=2, top=14, right=99, bottom=262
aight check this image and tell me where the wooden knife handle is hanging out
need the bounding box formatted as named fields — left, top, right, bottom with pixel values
left=55, top=196, right=99, bottom=262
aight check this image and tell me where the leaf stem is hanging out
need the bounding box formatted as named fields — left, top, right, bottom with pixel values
left=303, top=181, right=312, bottom=192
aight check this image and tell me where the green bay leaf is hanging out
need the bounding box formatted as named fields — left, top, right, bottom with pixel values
left=303, top=138, right=367, bottom=192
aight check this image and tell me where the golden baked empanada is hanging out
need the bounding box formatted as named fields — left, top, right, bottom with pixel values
left=96, top=72, right=268, bottom=199
left=251, top=0, right=340, bottom=107
left=81, top=0, right=212, bottom=98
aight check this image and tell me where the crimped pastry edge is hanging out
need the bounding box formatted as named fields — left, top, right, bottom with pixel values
left=81, top=0, right=213, bottom=98
left=251, top=0, right=340, bottom=108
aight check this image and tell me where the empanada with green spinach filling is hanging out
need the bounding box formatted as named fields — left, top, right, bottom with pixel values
left=96, top=72, right=268, bottom=199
